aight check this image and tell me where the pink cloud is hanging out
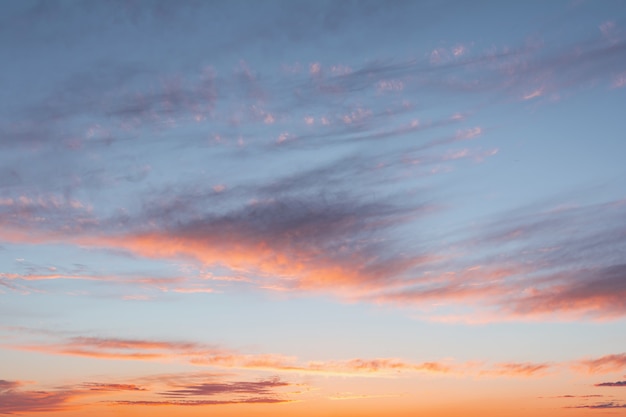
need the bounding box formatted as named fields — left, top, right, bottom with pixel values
left=482, top=362, right=552, bottom=377
left=612, top=72, right=626, bottom=88
left=455, top=126, right=482, bottom=140
left=522, top=87, right=544, bottom=100
left=0, top=380, right=79, bottom=414
left=573, top=353, right=626, bottom=374
left=309, top=62, right=321, bottom=76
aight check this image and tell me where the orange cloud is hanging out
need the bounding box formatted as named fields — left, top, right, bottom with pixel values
left=300, top=358, right=451, bottom=376
left=573, top=353, right=626, bottom=374
left=85, top=219, right=427, bottom=297
left=8, top=332, right=452, bottom=378
left=482, top=362, right=552, bottom=377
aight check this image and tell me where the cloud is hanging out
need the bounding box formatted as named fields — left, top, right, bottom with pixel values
left=566, top=402, right=626, bottom=409
left=3, top=185, right=625, bottom=322
left=80, top=383, right=146, bottom=392
left=483, top=362, right=552, bottom=377
left=383, top=198, right=626, bottom=321
left=160, top=377, right=289, bottom=398
left=549, top=394, right=604, bottom=398
left=86, top=191, right=434, bottom=296
left=0, top=380, right=23, bottom=391
left=0, top=380, right=78, bottom=415
left=112, top=375, right=296, bottom=407
left=111, top=397, right=290, bottom=406
left=573, top=353, right=626, bottom=374
left=16, top=329, right=626, bottom=384
left=17, top=335, right=221, bottom=362
left=595, top=381, right=626, bottom=387
left=9, top=330, right=452, bottom=377
left=504, top=264, right=626, bottom=319
left=295, top=358, right=451, bottom=376
left=0, top=373, right=297, bottom=413
left=1, top=2, right=625, bottom=325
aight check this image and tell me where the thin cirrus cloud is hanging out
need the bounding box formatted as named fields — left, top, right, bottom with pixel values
left=5, top=328, right=599, bottom=380
left=480, top=362, right=552, bottom=377
left=9, top=333, right=452, bottom=377
left=5, top=22, right=622, bottom=157
left=573, top=353, right=626, bottom=374
left=13, top=328, right=626, bottom=382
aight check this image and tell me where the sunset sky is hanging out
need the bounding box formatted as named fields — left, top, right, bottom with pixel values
left=1, top=1, right=626, bottom=415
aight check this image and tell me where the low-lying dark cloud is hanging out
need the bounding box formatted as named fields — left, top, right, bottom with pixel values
left=0, top=374, right=295, bottom=414
left=567, top=402, right=626, bottom=409
left=160, top=377, right=289, bottom=398
left=0, top=380, right=77, bottom=415
left=595, top=380, right=626, bottom=387
left=112, top=397, right=290, bottom=406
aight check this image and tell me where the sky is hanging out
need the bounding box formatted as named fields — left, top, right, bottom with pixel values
left=1, top=0, right=626, bottom=415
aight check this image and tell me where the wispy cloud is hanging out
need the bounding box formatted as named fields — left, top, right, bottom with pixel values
left=573, top=353, right=626, bottom=374
left=10, top=331, right=452, bottom=377
left=80, top=382, right=146, bottom=392
left=0, top=380, right=78, bottom=415
left=375, top=197, right=626, bottom=321
left=6, top=328, right=595, bottom=380
left=482, top=362, right=552, bottom=377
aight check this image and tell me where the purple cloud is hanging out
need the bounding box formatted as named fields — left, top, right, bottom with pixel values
left=567, top=402, right=626, bottom=409
left=595, top=380, right=626, bottom=387
left=0, top=380, right=77, bottom=415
